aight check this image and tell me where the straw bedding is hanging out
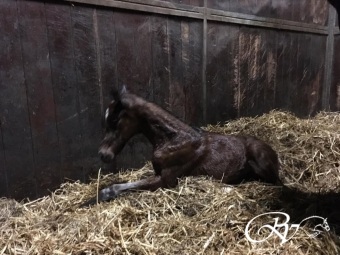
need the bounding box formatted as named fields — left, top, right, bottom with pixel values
left=1, top=111, right=340, bottom=254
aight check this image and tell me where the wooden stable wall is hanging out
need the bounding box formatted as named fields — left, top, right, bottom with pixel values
left=0, top=0, right=338, bottom=200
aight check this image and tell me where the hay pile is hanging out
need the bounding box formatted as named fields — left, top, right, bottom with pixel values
left=1, top=111, right=340, bottom=255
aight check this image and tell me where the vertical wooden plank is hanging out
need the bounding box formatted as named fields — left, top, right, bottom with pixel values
left=206, top=22, right=238, bottom=124
left=310, top=0, right=328, bottom=26
left=292, top=0, right=305, bottom=23
left=72, top=5, right=102, bottom=177
left=45, top=3, right=84, bottom=182
left=168, top=18, right=185, bottom=120
left=323, top=4, right=336, bottom=111
left=283, top=32, right=300, bottom=113
left=133, top=15, right=153, bottom=100
left=95, top=8, right=118, bottom=174
left=291, top=0, right=327, bottom=25
left=274, top=32, right=291, bottom=111
left=229, top=0, right=259, bottom=15
left=290, top=33, right=307, bottom=117
left=257, top=29, right=277, bottom=114
left=151, top=15, right=170, bottom=109
left=114, top=12, right=152, bottom=170
left=307, top=35, right=325, bottom=115
left=330, top=36, right=340, bottom=111
left=270, top=0, right=293, bottom=20
left=17, top=0, right=61, bottom=196
left=0, top=126, right=8, bottom=196
left=207, top=0, right=230, bottom=11
left=115, top=12, right=148, bottom=95
left=295, top=34, right=313, bottom=116
left=252, top=0, right=271, bottom=18
left=238, top=27, right=259, bottom=117
left=0, top=0, right=37, bottom=199
left=96, top=9, right=117, bottom=105
left=184, top=20, right=203, bottom=125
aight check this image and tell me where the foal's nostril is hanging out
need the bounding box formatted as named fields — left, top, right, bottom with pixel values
left=99, top=150, right=114, bottom=163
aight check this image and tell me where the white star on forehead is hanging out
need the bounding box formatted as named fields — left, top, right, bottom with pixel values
left=105, top=108, right=109, bottom=120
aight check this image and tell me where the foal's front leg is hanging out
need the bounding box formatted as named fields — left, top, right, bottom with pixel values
left=81, top=176, right=164, bottom=206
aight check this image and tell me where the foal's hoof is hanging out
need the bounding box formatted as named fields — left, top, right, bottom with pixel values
left=80, top=192, right=118, bottom=207
left=79, top=197, right=98, bottom=207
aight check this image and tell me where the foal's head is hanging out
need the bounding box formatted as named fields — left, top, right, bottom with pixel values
left=98, top=87, right=142, bottom=163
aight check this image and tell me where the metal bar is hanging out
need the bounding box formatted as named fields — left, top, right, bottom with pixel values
left=322, top=4, right=337, bottom=110
left=65, top=0, right=329, bottom=35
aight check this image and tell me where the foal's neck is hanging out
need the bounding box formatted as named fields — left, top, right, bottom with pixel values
left=140, top=102, right=199, bottom=147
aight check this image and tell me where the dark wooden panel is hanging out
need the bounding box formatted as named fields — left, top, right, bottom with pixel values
left=183, top=19, right=203, bottom=125
left=256, top=28, right=277, bottom=115
left=207, top=0, right=229, bottom=11
left=0, top=126, right=8, bottom=196
left=72, top=5, right=102, bottom=176
left=0, top=0, right=37, bottom=199
left=293, top=0, right=328, bottom=25
left=274, top=31, right=292, bottom=111
left=114, top=11, right=153, bottom=169
left=168, top=18, right=185, bottom=120
left=45, top=3, right=84, bottom=182
left=292, top=33, right=312, bottom=116
left=288, top=33, right=324, bottom=117
left=206, top=22, right=238, bottom=123
left=151, top=15, right=170, bottom=110
left=229, top=0, right=257, bottom=15
left=17, top=0, right=61, bottom=195
left=330, top=35, right=340, bottom=111
left=286, top=32, right=300, bottom=114
left=96, top=8, right=118, bottom=106
left=209, top=0, right=328, bottom=25
left=238, top=27, right=260, bottom=117
left=132, top=14, right=153, bottom=99
left=269, top=0, right=294, bottom=20
left=306, top=34, right=325, bottom=115
left=95, top=8, right=118, bottom=174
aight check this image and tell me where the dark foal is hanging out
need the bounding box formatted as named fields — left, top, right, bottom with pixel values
left=94, top=87, right=281, bottom=203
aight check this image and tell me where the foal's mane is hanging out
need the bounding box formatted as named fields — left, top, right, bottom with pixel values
left=111, top=87, right=197, bottom=135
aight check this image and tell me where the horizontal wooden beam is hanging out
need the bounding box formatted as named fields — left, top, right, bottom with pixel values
left=64, top=0, right=331, bottom=35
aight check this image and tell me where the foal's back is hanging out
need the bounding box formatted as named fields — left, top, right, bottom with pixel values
left=193, top=133, right=281, bottom=185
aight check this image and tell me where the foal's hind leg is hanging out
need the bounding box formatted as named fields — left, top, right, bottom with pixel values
left=245, top=137, right=281, bottom=185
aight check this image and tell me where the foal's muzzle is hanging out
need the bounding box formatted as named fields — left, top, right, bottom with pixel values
left=98, top=148, right=115, bottom=163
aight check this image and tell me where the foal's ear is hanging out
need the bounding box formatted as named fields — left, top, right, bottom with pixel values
left=110, top=85, right=128, bottom=102
left=120, top=85, right=128, bottom=95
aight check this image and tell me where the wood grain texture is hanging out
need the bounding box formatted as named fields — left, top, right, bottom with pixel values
left=114, top=12, right=153, bottom=170
left=0, top=0, right=37, bottom=199
left=17, top=0, right=61, bottom=195
left=330, top=35, right=340, bottom=111
left=151, top=15, right=170, bottom=110
left=46, top=3, right=84, bottom=182
left=0, top=125, right=8, bottom=196
left=206, top=22, right=238, bottom=123
left=184, top=19, right=203, bottom=126
left=72, top=5, right=102, bottom=177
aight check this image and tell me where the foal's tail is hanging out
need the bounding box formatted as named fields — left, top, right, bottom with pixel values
left=243, top=136, right=282, bottom=185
